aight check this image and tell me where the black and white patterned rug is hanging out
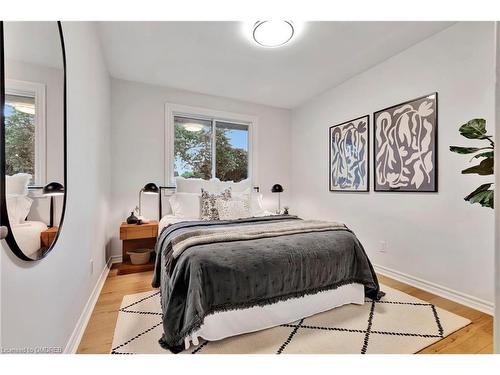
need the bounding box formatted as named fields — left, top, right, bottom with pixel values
left=111, top=285, right=470, bottom=354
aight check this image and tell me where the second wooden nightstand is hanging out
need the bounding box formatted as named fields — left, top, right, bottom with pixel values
left=118, top=221, right=159, bottom=275
left=41, top=226, right=59, bottom=248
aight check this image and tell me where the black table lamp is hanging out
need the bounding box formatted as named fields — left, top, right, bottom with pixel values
left=139, top=182, right=159, bottom=217
left=42, top=182, right=65, bottom=227
left=271, top=184, right=284, bottom=214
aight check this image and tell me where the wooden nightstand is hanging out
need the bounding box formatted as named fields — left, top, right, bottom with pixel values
left=118, top=221, right=158, bottom=275
left=41, top=226, right=59, bottom=248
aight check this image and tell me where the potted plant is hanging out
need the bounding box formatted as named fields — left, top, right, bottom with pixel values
left=450, top=119, right=494, bottom=208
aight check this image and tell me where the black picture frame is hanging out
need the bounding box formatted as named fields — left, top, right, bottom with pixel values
left=0, top=21, right=68, bottom=261
left=329, top=115, right=370, bottom=192
left=373, top=92, right=438, bottom=193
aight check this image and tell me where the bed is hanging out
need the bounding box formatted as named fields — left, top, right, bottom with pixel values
left=152, top=184, right=382, bottom=353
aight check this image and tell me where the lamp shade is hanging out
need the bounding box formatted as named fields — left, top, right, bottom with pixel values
left=42, top=182, right=65, bottom=196
left=271, top=184, right=284, bottom=193
left=143, top=182, right=159, bottom=194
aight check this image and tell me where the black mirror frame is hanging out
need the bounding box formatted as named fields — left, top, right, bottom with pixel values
left=0, top=21, right=67, bottom=261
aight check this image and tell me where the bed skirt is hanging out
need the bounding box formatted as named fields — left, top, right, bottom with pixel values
left=181, top=283, right=365, bottom=350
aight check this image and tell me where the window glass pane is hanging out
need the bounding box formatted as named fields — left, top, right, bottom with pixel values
left=4, top=93, right=36, bottom=183
left=174, top=116, right=212, bottom=179
left=215, top=121, right=249, bottom=182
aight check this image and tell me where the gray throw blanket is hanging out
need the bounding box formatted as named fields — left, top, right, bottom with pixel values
left=152, top=215, right=382, bottom=353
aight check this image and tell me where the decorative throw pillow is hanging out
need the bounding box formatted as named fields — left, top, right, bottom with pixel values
left=233, top=189, right=265, bottom=216
left=216, top=198, right=251, bottom=220
left=200, top=188, right=231, bottom=221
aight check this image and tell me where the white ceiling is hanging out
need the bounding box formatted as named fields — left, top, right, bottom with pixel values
left=98, top=21, right=453, bottom=109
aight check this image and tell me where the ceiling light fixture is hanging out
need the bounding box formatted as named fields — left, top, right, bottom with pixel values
left=252, top=21, right=295, bottom=48
left=183, top=123, right=204, bottom=132
left=13, top=104, right=35, bottom=115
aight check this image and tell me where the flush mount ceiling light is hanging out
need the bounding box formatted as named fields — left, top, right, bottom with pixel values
left=10, top=102, right=35, bottom=115
left=252, top=21, right=295, bottom=48
left=183, top=123, right=205, bottom=132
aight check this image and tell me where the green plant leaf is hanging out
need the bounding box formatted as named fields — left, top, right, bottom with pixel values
left=464, top=183, right=492, bottom=199
left=461, top=157, right=494, bottom=175
left=471, top=151, right=494, bottom=160
left=449, top=146, right=484, bottom=154
left=459, top=118, right=487, bottom=139
left=464, top=184, right=494, bottom=208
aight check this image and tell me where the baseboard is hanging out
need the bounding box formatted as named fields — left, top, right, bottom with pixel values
left=374, top=264, right=494, bottom=315
left=110, top=254, right=122, bottom=264
left=64, top=257, right=112, bottom=353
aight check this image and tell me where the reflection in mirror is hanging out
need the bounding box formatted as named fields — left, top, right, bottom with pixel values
left=2, top=21, right=66, bottom=260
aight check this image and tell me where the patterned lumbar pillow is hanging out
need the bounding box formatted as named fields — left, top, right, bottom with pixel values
left=200, top=188, right=232, bottom=220
left=216, top=198, right=251, bottom=220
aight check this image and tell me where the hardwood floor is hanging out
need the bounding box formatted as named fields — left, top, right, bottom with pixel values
left=377, top=274, right=492, bottom=354
left=76, top=267, right=493, bottom=354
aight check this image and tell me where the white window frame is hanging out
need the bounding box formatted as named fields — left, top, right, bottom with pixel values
left=5, top=79, right=47, bottom=185
left=165, top=103, right=258, bottom=187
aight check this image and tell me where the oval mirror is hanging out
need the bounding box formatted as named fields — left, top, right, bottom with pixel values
left=0, top=21, right=66, bottom=261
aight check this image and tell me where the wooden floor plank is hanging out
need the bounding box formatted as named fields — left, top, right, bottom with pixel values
left=77, top=268, right=493, bottom=354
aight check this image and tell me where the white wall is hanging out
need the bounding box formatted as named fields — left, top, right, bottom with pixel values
left=110, top=78, right=290, bottom=257
left=291, top=22, right=495, bottom=305
left=5, top=59, right=64, bottom=184
left=5, top=59, right=65, bottom=226
left=0, top=22, right=111, bottom=352
left=494, top=21, right=499, bottom=353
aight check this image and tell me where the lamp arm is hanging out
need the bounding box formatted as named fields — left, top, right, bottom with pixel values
left=138, top=188, right=144, bottom=216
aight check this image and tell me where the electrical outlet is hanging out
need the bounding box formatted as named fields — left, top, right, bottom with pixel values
left=379, top=241, right=387, bottom=253
left=90, top=259, right=94, bottom=274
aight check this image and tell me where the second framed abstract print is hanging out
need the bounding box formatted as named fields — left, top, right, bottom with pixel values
left=329, top=115, right=369, bottom=192
left=374, top=93, right=438, bottom=192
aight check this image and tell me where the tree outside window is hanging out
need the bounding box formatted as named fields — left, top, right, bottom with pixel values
left=174, top=116, right=249, bottom=182
left=4, top=95, right=36, bottom=181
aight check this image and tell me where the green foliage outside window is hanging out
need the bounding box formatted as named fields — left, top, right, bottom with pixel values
left=174, top=124, right=248, bottom=182
left=5, top=107, right=35, bottom=178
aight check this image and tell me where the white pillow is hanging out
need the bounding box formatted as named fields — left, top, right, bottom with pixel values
left=216, top=199, right=251, bottom=220
left=233, top=189, right=265, bottom=216
left=175, top=177, right=219, bottom=194
left=6, top=173, right=32, bottom=196
left=250, top=192, right=265, bottom=215
left=6, top=195, right=33, bottom=224
left=169, top=193, right=201, bottom=218
left=217, top=178, right=251, bottom=193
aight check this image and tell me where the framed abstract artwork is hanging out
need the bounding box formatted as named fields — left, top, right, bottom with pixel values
left=374, top=93, right=438, bottom=192
left=329, top=115, right=369, bottom=192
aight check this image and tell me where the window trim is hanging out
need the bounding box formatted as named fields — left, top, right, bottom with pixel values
left=165, top=103, right=258, bottom=186
left=5, top=79, right=46, bottom=185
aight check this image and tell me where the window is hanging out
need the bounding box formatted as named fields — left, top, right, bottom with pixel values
left=173, top=116, right=250, bottom=182
left=174, top=116, right=213, bottom=180
left=4, top=80, right=46, bottom=185
left=167, top=104, right=256, bottom=184
left=4, top=93, right=36, bottom=180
